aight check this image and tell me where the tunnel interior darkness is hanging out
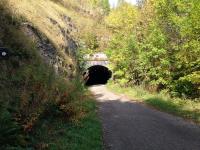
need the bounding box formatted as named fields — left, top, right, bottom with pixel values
left=85, top=65, right=112, bottom=86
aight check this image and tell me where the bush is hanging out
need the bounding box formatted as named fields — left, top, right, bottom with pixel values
left=173, top=79, right=198, bottom=98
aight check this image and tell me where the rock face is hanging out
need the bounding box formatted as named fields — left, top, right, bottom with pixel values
left=21, top=15, right=79, bottom=78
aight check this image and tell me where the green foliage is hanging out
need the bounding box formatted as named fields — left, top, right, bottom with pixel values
left=173, top=80, right=197, bottom=98
left=89, top=0, right=110, bottom=14
left=105, top=4, right=138, bottom=84
left=0, top=106, right=22, bottom=149
left=105, top=3, right=137, bottom=33
left=83, top=32, right=99, bottom=50
left=106, top=0, right=200, bottom=98
left=30, top=96, right=102, bottom=150
left=100, top=0, right=110, bottom=14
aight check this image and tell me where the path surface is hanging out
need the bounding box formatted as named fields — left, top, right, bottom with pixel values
left=90, top=85, right=200, bottom=150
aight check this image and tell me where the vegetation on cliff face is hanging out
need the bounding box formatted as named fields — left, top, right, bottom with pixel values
left=0, top=0, right=106, bottom=149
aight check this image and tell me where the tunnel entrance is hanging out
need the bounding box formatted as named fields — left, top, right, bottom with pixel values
left=85, top=65, right=112, bottom=86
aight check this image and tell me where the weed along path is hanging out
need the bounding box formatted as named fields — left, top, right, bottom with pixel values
left=90, top=85, right=200, bottom=150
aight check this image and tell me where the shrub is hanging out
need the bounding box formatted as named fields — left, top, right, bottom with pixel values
left=173, top=79, right=198, bottom=98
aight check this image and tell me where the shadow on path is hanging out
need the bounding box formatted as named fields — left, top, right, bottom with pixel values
left=91, top=85, right=200, bottom=150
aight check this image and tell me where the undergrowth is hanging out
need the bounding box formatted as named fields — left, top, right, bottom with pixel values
left=30, top=95, right=102, bottom=150
left=0, top=2, right=102, bottom=150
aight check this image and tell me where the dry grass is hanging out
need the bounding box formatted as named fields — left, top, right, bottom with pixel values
left=4, top=0, right=110, bottom=63
left=5, top=0, right=74, bottom=64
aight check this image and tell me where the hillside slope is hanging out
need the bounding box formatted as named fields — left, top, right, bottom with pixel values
left=0, top=0, right=106, bottom=149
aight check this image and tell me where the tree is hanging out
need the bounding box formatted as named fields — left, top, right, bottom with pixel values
left=105, top=3, right=137, bottom=33
left=105, top=3, right=138, bottom=85
left=89, top=0, right=110, bottom=14
left=106, top=0, right=200, bottom=98
left=101, top=0, right=110, bottom=14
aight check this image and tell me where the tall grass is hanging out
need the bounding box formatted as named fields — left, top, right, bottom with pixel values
left=5, top=0, right=107, bottom=58
left=30, top=94, right=103, bottom=150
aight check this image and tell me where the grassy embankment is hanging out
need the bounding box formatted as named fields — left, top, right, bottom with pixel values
left=31, top=92, right=102, bottom=150
left=0, top=0, right=102, bottom=149
left=108, top=83, right=200, bottom=124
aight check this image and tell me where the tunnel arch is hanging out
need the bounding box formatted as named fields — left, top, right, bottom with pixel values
left=85, top=65, right=112, bottom=86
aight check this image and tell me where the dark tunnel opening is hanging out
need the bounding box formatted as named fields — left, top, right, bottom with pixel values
left=85, top=65, right=112, bottom=86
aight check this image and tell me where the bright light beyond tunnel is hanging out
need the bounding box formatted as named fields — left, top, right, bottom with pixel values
left=85, top=65, right=112, bottom=86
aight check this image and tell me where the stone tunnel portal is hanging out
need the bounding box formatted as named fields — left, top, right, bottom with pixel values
left=85, top=65, right=112, bottom=86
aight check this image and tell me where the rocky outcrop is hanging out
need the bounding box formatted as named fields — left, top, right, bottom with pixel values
left=21, top=14, right=79, bottom=78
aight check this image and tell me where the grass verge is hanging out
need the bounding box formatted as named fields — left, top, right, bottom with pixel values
left=31, top=95, right=103, bottom=150
left=107, top=83, right=200, bottom=124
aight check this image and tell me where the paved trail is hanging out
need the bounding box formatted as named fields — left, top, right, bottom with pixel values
left=90, top=85, right=200, bottom=150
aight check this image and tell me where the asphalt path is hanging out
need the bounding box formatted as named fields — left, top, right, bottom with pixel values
left=90, top=85, right=200, bottom=150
